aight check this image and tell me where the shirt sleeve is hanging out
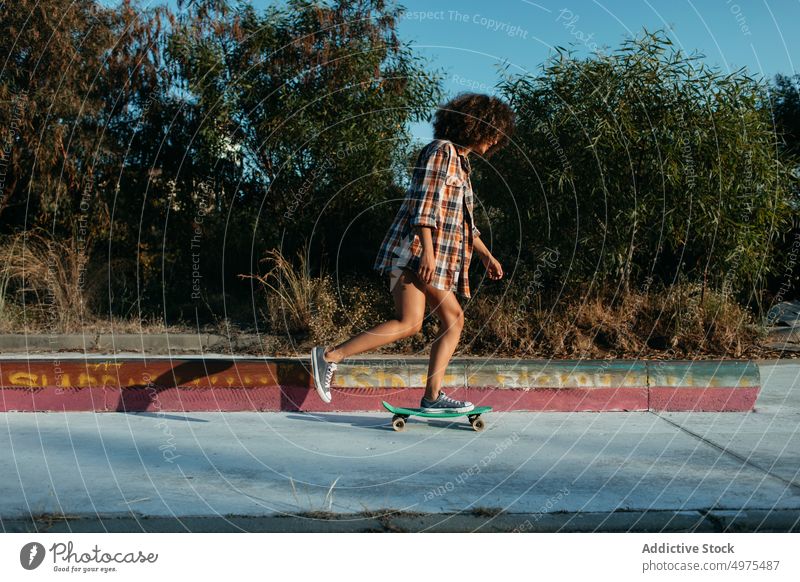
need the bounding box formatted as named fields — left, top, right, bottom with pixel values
left=408, top=145, right=451, bottom=230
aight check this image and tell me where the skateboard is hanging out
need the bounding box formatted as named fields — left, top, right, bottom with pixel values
left=382, top=400, right=492, bottom=432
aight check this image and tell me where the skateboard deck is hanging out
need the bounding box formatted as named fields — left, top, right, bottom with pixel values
left=382, top=400, right=492, bottom=432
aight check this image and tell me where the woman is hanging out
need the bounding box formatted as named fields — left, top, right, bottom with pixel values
left=311, top=92, right=515, bottom=412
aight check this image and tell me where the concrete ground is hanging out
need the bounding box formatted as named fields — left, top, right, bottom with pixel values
left=1, top=360, right=799, bottom=532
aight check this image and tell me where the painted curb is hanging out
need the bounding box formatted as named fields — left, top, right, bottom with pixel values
left=0, top=355, right=760, bottom=412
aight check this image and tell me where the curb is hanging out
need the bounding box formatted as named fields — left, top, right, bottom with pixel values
left=2, top=333, right=796, bottom=354
left=0, top=355, right=761, bottom=412
left=3, top=509, right=796, bottom=533
left=0, top=334, right=261, bottom=353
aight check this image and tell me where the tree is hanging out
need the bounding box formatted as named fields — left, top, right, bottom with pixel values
left=166, top=0, right=441, bottom=273
left=0, top=0, right=168, bottom=236
left=486, top=29, right=799, bottom=306
left=772, top=73, right=800, bottom=158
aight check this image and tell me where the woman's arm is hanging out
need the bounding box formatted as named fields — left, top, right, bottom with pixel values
left=473, top=234, right=491, bottom=260
left=473, top=234, right=504, bottom=280
left=415, top=225, right=436, bottom=283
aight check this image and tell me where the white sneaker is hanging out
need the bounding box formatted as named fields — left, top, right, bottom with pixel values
left=311, top=346, right=337, bottom=403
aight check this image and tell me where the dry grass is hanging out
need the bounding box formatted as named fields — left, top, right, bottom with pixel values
left=240, top=246, right=768, bottom=358
left=69, top=314, right=189, bottom=335
left=1, top=235, right=772, bottom=358
left=239, top=244, right=340, bottom=343
left=0, top=230, right=134, bottom=333
left=463, top=280, right=766, bottom=358
left=241, top=246, right=424, bottom=352
left=642, top=282, right=767, bottom=357
left=0, top=230, right=92, bottom=332
left=248, top=254, right=768, bottom=358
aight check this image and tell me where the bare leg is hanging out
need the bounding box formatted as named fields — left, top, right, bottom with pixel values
left=323, top=268, right=426, bottom=363
left=420, top=285, right=464, bottom=401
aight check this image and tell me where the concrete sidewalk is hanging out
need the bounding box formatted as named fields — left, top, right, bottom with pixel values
left=0, top=361, right=798, bottom=532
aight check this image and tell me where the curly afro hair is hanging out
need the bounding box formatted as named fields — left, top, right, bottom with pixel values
left=432, top=92, right=516, bottom=158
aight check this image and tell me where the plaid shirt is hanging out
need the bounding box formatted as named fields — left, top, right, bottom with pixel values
left=373, top=139, right=481, bottom=298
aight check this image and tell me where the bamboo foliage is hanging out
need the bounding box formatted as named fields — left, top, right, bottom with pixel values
left=489, top=29, right=799, bottom=304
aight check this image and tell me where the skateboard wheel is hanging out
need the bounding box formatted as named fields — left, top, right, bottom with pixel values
left=471, top=417, right=485, bottom=432
left=392, top=415, right=406, bottom=432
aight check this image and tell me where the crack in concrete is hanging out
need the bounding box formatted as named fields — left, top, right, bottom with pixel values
left=652, top=412, right=800, bottom=493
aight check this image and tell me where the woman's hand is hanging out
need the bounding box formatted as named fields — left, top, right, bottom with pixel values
left=482, top=254, right=503, bottom=280
left=418, top=249, right=436, bottom=284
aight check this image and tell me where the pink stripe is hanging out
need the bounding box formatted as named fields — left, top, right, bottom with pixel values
left=0, top=385, right=757, bottom=412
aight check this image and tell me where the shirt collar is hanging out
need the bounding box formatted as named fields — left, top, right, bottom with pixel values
left=436, top=139, right=471, bottom=174
left=459, top=150, right=471, bottom=174
left=449, top=141, right=471, bottom=173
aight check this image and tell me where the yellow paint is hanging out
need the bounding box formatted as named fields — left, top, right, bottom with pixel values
left=100, top=375, right=117, bottom=387
left=211, top=376, right=219, bottom=384
left=78, top=373, right=98, bottom=387
left=350, top=366, right=372, bottom=387
left=374, top=370, right=406, bottom=387
left=6, top=371, right=38, bottom=387
left=375, top=370, right=406, bottom=388
left=91, top=362, right=123, bottom=370
left=59, top=374, right=72, bottom=388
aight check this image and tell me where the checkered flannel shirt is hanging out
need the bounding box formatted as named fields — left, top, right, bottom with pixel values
left=373, top=139, right=481, bottom=298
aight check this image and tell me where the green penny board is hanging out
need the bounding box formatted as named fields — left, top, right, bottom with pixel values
left=382, top=400, right=492, bottom=431
left=382, top=401, right=491, bottom=418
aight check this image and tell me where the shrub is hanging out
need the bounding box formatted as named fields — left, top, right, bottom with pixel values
left=484, top=28, right=799, bottom=306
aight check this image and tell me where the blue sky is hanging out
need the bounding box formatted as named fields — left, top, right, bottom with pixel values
left=387, top=0, right=799, bottom=139
left=107, top=0, right=800, bottom=140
